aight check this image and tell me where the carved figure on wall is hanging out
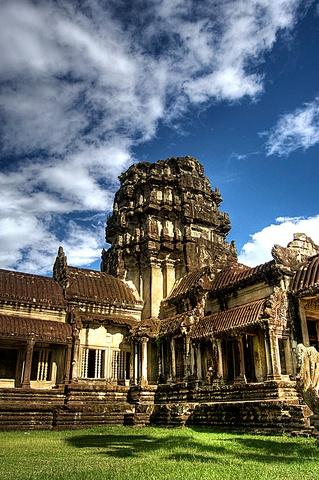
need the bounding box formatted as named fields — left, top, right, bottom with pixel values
left=296, top=344, right=319, bottom=415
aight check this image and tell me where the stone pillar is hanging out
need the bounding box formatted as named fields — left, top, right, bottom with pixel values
left=235, top=336, right=246, bottom=383
left=141, top=338, right=148, bottom=386
left=268, top=330, right=281, bottom=380
left=129, top=341, right=135, bottom=384
left=171, top=338, right=176, bottom=381
left=71, top=336, right=80, bottom=382
left=264, top=331, right=273, bottom=379
left=163, top=259, right=176, bottom=299
left=134, top=342, right=139, bottom=384
left=184, top=335, right=191, bottom=379
left=157, top=341, right=162, bottom=379
left=190, top=343, right=195, bottom=377
left=299, top=301, right=310, bottom=347
left=284, top=338, right=293, bottom=376
left=196, top=343, right=202, bottom=380
left=150, top=260, right=163, bottom=318
left=160, top=342, right=165, bottom=381
left=216, top=339, right=223, bottom=380
left=63, top=343, right=73, bottom=384
left=21, top=338, right=35, bottom=388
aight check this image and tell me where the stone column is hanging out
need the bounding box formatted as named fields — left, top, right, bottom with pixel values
left=196, top=343, right=202, bottom=380
left=63, top=343, right=73, bottom=384
left=141, top=338, right=148, bottom=386
left=171, top=338, right=176, bottom=381
left=150, top=260, right=163, bottom=318
left=160, top=342, right=165, bottom=381
left=71, top=336, right=80, bottom=382
left=134, top=342, right=139, bottom=384
left=284, top=338, right=293, bottom=376
left=299, top=301, right=310, bottom=347
left=216, top=339, right=224, bottom=380
left=235, top=336, right=246, bottom=383
left=157, top=340, right=162, bottom=380
left=163, top=259, right=176, bottom=299
left=129, top=340, right=135, bottom=384
left=190, top=343, right=195, bottom=377
left=264, top=330, right=273, bottom=379
left=184, top=335, right=191, bottom=379
left=21, top=338, right=35, bottom=388
left=268, top=330, right=281, bottom=380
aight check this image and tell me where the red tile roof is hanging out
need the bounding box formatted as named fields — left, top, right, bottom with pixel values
left=191, top=299, right=265, bottom=338
left=77, top=311, right=139, bottom=328
left=291, top=254, right=319, bottom=295
left=159, top=311, right=194, bottom=336
left=66, top=267, right=142, bottom=307
left=0, top=269, right=65, bottom=307
left=167, top=268, right=210, bottom=300
left=0, top=315, right=72, bottom=343
left=211, top=261, right=276, bottom=292
left=131, top=317, right=161, bottom=338
left=165, top=261, right=278, bottom=302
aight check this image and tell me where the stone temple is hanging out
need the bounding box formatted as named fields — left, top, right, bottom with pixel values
left=0, top=156, right=319, bottom=433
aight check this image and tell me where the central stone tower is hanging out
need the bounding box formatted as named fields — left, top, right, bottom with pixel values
left=102, top=156, right=236, bottom=318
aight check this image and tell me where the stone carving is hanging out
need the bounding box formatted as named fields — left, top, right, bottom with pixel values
left=102, top=156, right=237, bottom=287
left=296, top=344, right=319, bottom=440
left=264, top=287, right=289, bottom=330
left=296, top=344, right=319, bottom=413
left=272, top=233, right=319, bottom=270
left=53, top=246, right=69, bottom=289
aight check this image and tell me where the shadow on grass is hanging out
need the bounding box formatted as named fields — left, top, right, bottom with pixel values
left=66, top=431, right=318, bottom=465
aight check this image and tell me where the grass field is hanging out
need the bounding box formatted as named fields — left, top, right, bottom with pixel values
left=0, top=426, right=318, bottom=480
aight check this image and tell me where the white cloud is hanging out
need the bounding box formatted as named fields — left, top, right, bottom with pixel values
left=239, top=215, right=319, bottom=266
left=266, top=97, right=319, bottom=155
left=0, top=0, right=304, bottom=273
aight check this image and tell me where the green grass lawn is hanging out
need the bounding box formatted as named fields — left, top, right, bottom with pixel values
left=0, top=426, right=318, bottom=480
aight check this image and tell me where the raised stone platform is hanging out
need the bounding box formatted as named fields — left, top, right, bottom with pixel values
left=150, top=381, right=314, bottom=435
left=0, top=381, right=315, bottom=434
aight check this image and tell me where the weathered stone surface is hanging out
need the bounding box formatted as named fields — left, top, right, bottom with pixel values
left=102, top=156, right=237, bottom=318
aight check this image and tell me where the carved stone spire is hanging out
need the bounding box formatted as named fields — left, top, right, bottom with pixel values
left=102, top=156, right=237, bottom=318
left=53, top=246, right=69, bottom=290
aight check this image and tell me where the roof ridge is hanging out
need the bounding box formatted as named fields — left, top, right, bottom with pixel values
left=0, top=268, right=58, bottom=282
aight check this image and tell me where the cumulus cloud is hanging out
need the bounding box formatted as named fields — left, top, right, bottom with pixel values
left=0, top=0, right=304, bottom=272
left=239, top=215, right=319, bottom=266
left=266, top=97, right=319, bottom=155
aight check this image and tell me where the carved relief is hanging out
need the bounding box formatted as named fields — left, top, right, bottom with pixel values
left=296, top=344, right=319, bottom=415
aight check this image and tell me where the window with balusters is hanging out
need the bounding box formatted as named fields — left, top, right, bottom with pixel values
left=30, top=349, right=52, bottom=381
left=80, top=347, right=130, bottom=382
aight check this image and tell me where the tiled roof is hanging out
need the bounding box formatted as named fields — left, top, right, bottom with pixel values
left=77, top=311, right=139, bottom=328
left=290, top=254, right=319, bottom=295
left=0, top=269, right=65, bottom=307
left=191, top=299, right=265, bottom=338
left=165, top=261, right=278, bottom=302
left=0, top=315, right=72, bottom=343
left=211, top=261, right=276, bottom=293
left=159, top=311, right=194, bottom=336
left=131, top=317, right=161, bottom=338
left=166, top=267, right=210, bottom=300
left=66, top=267, right=142, bottom=307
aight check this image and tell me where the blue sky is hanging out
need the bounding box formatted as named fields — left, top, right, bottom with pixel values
left=0, top=0, right=319, bottom=274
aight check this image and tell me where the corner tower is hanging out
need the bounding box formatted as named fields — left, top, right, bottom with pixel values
left=102, top=156, right=236, bottom=318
